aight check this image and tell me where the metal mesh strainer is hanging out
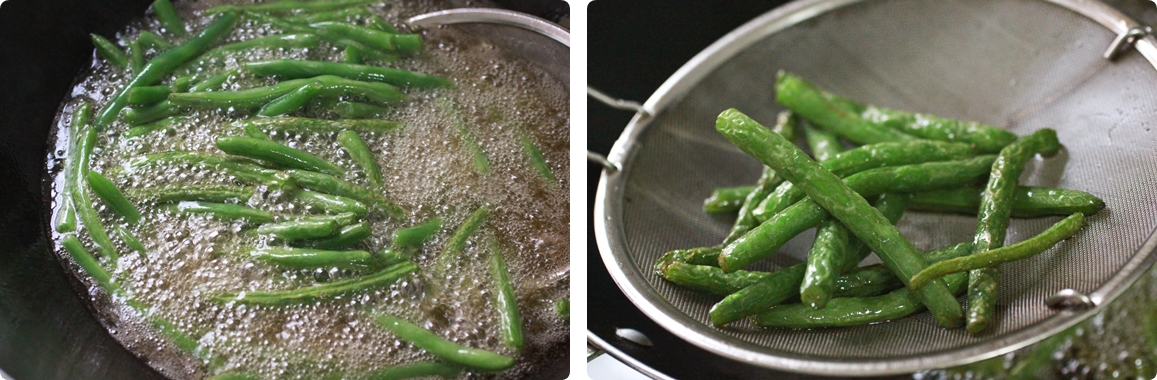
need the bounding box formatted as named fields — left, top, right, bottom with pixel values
left=592, top=0, right=1157, bottom=375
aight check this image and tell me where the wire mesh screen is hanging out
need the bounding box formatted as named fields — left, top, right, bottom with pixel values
left=611, top=0, right=1157, bottom=361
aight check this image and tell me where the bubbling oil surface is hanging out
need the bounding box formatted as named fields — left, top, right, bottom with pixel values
left=47, top=1, right=568, bottom=378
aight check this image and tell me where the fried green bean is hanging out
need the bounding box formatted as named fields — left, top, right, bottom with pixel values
left=123, top=100, right=178, bottom=126
left=555, top=299, right=570, bottom=319
left=127, top=185, right=253, bottom=204
left=258, top=80, right=324, bottom=116
left=138, top=31, right=174, bottom=51
left=860, top=106, right=1017, bottom=154
left=86, top=171, right=142, bottom=224
left=704, top=186, right=754, bottom=213
left=216, top=136, right=345, bottom=176
left=376, top=248, right=409, bottom=268
left=717, top=108, right=963, bottom=328
left=723, top=111, right=796, bottom=245
left=115, top=225, right=147, bottom=257
left=311, top=22, right=423, bottom=54
left=57, top=103, right=91, bottom=232
left=171, top=75, right=406, bottom=110
left=244, top=59, right=454, bottom=88
left=286, top=7, right=370, bottom=24
left=968, top=129, right=1061, bottom=334
left=300, top=211, right=359, bottom=227
left=188, top=34, right=319, bottom=69
left=438, top=98, right=489, bottom=174
left=251, top=218, right=339, bottom=240
left=373, top=314, right=516, bottom=371
left=169, top=201, right=273, bottom=224
left=128, top=85, right=172, bottom=105
left=661, top=262, right=769, bottom=295
left=519, top=131, right=556, bottom=183
left=333, top=101, right=388, bottom=118
left=62, top=234, right=114, bottom=289
left=753, top=272, right=968, bottom=328
left=916, top=213, right=1084, bottom=290
left=299, top=222, right=372, bottom=250
left=295, top=189, right=367, bottom=217
left=911, top=186, right=1104, bottom=218
left=803, top=121, right=843, bottom=162
left=91, top=34, right=129, bottom=69
left=655, top=246, right=722, bottom=274
left=337, top=130, right=384, bottom=190
left=72, top=127, right=119, bottom=261
left=130, top=151, right=294, bottom=189
left=246, top=246, right=375, bottom=270
left=213, top=261, right=417, bottom=305
left=488, top=238, right=524, bottom=351
left=437, top=206, right=490, bottom=268
left=244, top=123, right=272, bottom=140
left=207, top=0, right=378, bottom=15
left=243, top=11, right=399, bottom=62
left=287, top=169, right=404, bottom=218
left=236, top=117, right=401, bottom=134
left=365, top=362, right=460, bottom=380
left=127, top=38, right=145, bottom=74
left=775, top=71, right=916, bottom=145
left=152, top=0, right=186, bottom=36
left=124, top=116, right=182, bottom=138
left=189, top=69, right=237, bottom=92
left=95, top=12, right=239, bottom=128
left=343, top=45, right=364, bottom=64
left=170, top=75, right=192, bottom=92
left=392, top=217, right=442, bottom=248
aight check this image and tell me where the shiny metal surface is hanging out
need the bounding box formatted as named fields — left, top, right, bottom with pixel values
left=407, top=8, right=569, bottom=46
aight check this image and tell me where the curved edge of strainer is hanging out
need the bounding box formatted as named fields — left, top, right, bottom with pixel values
left=593, top=0, right=1157, bottom=376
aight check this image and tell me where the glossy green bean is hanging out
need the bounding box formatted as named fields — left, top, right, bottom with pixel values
left=251, top=218, right=339, bottom=240
left=236, top=116, right=401, bottom=134
left=246, top=246, right=375, bottom=269
left=91, top=34, right=129, bottom=69
left=488, top=238, right=524, bottom=351
left=170, top=201, right=273, bottom=224
left=72, top=127, right=119, bottom=261
left=152, top=0, right=186, bottom=36
left=124, top=116, right=181, bottom=138
left=130, top=151, right=294, bottom=188
left=216, top=135, right=345, bottom=176
left=300, top=222, right=372, bottom=250
left=373, top=314, right=516, bottom=371
left=333, top=101, right=388, bottom=118
left=213, top=261, right=417, bottom=305
left=300, top=211, right=359, bottom=227
left=723, top=111, right=796, bottom=245
left=311, top=22, right=423, bottom=54
left=244, top=123, right=272, bottom=140
left=704, top=186, right=754, bottom=213
left=968, top=129, right=1061, bottom=334
left=337, top=130, right=384, bottom=190
left=803, top=121, right=843, bottom=162
left=123, top=100, right=178, bottom=126
left=207, top=0, right=378, bottom=14
left=392, top=217, right=442, bottom=248
left=127, top=38, right=145, bottom=74
left=915, top=213, right=1084, bottom=290
left=555, top=299, right=569, bottom=319
left=95, top=12, right=239, bottom=128
left=258, top=80, right=324, bottom=116
left=287, top=169, right=404, bottom=218
left=189, top=70, right=236, bottom=92
left=243, top=11, right=399, bottom=62
left=190, top=34, right=319, bottom=67
left=170, top=75, right=192, bottom=92
left=519, top=131, right=556, bottom=183
left=115, top=225, right=147, bottom=257
left=295, top=189, right=367, bottom=217
left=172, top=75, right=405, bottom=110
left=62, top=234, right=114, bottom=289
left=138, top=31, right=174, bottom=51
left=437, top=205, right=489, bottom=268
left=344, top=45, right=364, bottom=64
left=654, top=246, right=722, bottom=274
left=57, top=103, right=91, bottom=232
left=244, top=59, right=454, bottom=88
left=365, top=362, right=461, bottom=380
left=286, top=7, right=370, bottom=24
left=753, top=272, right=968, bottom=328
left=126, top=185, right=254, bottom=204
left=128, top=85, right=172, bottom=105
left=860, top=106, right=1017, bottom=154
left=376, top=248, right=409, bottom=268
left=661, top=262, right=769, bottom=295
left=717, top=108, right=963, bottom=328
left=775, top=71, right=916, bottom=145
left=911, top=186, right=1104, bottom=218
left=86, top=171, right=142, bottom=224
left=438, top=98, right=489, bottom=174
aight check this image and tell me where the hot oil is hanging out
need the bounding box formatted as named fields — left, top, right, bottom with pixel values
left=47, top=1, right=568, bottom=378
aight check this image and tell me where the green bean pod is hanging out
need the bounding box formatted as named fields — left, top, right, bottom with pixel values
left=437, top=205, right=489, bottom=268
left=189, top=70, right=236, bottom=92
left=802, top=121, right=843, bottom=162
left=722, top=111, right=796, bottom=245
left=311, top=22, right=423, bottom=54
left=207, top=0, right=378, bottom=14
left=661, top=262, right=769, bottom=295
left=337, top=130, right=384, bottom=190
left=488, top=238, right=524, bottom=351
left=95, top=11, right=239, bottom=128
left=654, top=246, right=722, bottom=274
left=373, top=314, right=515, bottom=371
left=437, top=98, right=490, bottom=174
left=555, top=299, right=570, bottom=319
left=243, top=123, right=272, bottom=140
left=127, top=38, right=145, bottom=74
left=286, top=7, right=371, bottom=24
left=152, top=0, right=186, bottom=36
left=243, top=59, right=454, bottom=88
left=170, top=201, right=273, bottom=224
left=90, top=34, right=129, bottom=69
left=860, top=106, right=1017, bottom=154
left=57, top=103, right=92, bottom=232
left=703, top=186, right=754, bottom=214
left=775, top=71, right=916, bottom=145
left=968, top=129, right=1061, bottom=334
left=287, top=169, right=404, bottom=218
left=333, top=101, right=388, bottom=118
left=187, top=34, right=319, bottom=69
left=295, top=190, right=368, bottom=217
left=261, top=80, right=325, bottom=117
left=62, top=234, right=114, bottom=289
left=213, top=261, right=417, bottom=306
left=173, top=75, right=405, bottom=110
left=242, top=11, right=399, bottom=63
left=910, top=186, right=1105, bottom=218
left=115, top=225, right=147, bottom=257
left=130, top=151, right=294, bottom=189
left=236, top=117, right=401, bottom=134
left=86, top=171, right=142, bottom=224
left=128, top=85, right=172, bottom=105
left=247, top=246, right=375, bottom=270
left=251, top=218, right=340, bottom=240
left=126, top=185, right=253, bottom=204
left=367, top=15, right=398, bottom=34
left=392, top=217, right=442, bottom=248
left=299, top=222, right=372, bottom=250
left=343, top=45, right=364, bottom=64
left=364, top=362, right=460, bottom=380
left=752, top=272, right=968, bottom=329
left=716, top=108, right=964, bottom=328
left=124, top=116, right=182, bottom=138
left=376, top=248, right=409, bottom=268
left=123, top=100, right=178, bottom=126
left=138, top=31, right=174, bottom=51
left=519, top=132, right=556, bottom=183
left=216, top=135, right=345, bottom=176
left=72, top=128, right=119, bottom=261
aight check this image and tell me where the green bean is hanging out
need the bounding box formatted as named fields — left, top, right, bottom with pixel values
left=62, top=234, right=114, bottom=290
left=128, top=38, right=145, bottom=74
left=860, top=106, right=1017, bottom=154
left=437, top=205, right=489, bottom=268
left=216, top=135, right=345, bottom=176
left=115, top=225, right=147, bottom=257
left=716, top=108, right=963, bottom=328
left=775, top=71, right=916, bottom=145
left=344, top=45, right=364, bottom=64
left=392, top=217, right=442, bottom=248
left=519, top=131, right=556, bottom=183
left=437, top=98, right=489, bottom=174
left=90, top=34, right=129, bottom=69
left=299, top=222, right=372, bottom=250
left=127, top=185, right=254, bottom=204
left=246, top=246, right=375, bottom=270
left=129, top=151, right=294, bottom=189
left=365, top=362, right=460, bottom=380
left=915, top=213, right=1084, bottom=290
left=752, top=272, right=968, bottom=328
left=257, top=80, right=324, bottom=116
left=373, top=314, right=516, bottom=371
left=123, top=100, right=178, bottom=126
left=376, top=248, right=409, bottom=268
left=170, top=75, right=192, bottom=92
left=801, top=192, right=908, bottom=309
left=213, top=261, right=417, bottom=305
left=286, top=7, right=371, bottom=24
left=191, top=34, right=319, bottom=66
left=337, top=130, right=384, bottom=190
left=295, top=190, right=367, bottom=217
left=152, top=0, right=186, bottom=36
left=170, top=75, right=406, bottom=110
left=709, top=264, right=804, bottom=326
left=752, top=140, right=978, bottom=221
left=72, top=128, right=119, bottom=261
left=95, top=12, right=239, bottom=128
left=488, top=238, right=524, bottom=351
left=124, top=116, right=181, bottom=138
left=250, top=218, right=339, bottom=240
left=236, top=117, right=401, bottom=134
left=661, top=262, right=769, bottom=295
left=311, top=22, right=423, bottom=54
left=333, top=101, right=388, bottom=118
left=910, top=186, right=1105, bottom=218
left=244, top=123, right=272, bottom=140
left=723, top=111, right=797, bottom=245
left=654, top=246, right=722, bottom=274
left=138, top=31, right=174, bottom=51
left=243, top=11, right=399, bottom=62
left=368, top=15, right=398, bottom=34
left=968, top=128, right=1061, bottom=334
left=300, top=211, right=360, bottom=227
left=207, top=0, right=378, bottom=15
left=555, top=299, right=570, bottom=319
left=128, top=85, right=172, bottom=105
left=170, top=201, right=273, bottom=224
left=57, top=103, right=91, bottom=232
left=287, top=169, right=404, bottom=218
left=86, top=171, right=142, bottom=225
left=719, top=155, right=996, bottom=273
left=803, top=121, right=843, bottom=162
left=244, top=59, right=454, bottom=88
left=703, top=186, right=754, bottom=213
left=189, top=70, right=236, bottom=92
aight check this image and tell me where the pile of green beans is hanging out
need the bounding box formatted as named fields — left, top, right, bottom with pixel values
left=660, top=72, right=1102, bottom=334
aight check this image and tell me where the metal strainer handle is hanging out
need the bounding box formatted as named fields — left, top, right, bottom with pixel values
left=406, top=8, right=569, bottom=47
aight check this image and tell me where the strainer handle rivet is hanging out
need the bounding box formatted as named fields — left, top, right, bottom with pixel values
left=1103, top=26, right=1150, bottom=61
left=588, top=151, right=619, bottom=172
left=614, top=327, right=654, bottom=347
left=588, top=87, right=650, bottom=117
left=1045, top=288, right=1095, bottom=311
